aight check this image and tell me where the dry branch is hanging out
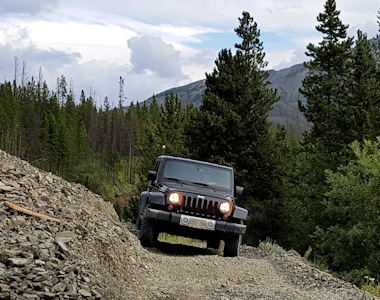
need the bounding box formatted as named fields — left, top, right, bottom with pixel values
left=3, top=201, right=61, bottom=223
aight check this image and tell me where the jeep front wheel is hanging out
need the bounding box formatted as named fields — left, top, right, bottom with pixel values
left=140, top=207, right=159, bottom=247
left=223, top=235, right=241, bottom=257
left=207, top=238, right=220, bottom=250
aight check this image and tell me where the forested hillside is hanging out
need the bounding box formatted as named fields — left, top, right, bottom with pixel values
left=1, top=0, right=380, bottom=296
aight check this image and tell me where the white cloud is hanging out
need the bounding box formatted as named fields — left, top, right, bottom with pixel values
left=269, top=48, right=307, bottom=70
left=0, top=21, right=33, bottom=49
left=29, top=21, right=134, bottom=64
left=128, top=36, right=188, bottom=79
left=0, top=0, right=58, bottom=15
left=0, top=43, right=81, bottom=98
left=0, top=0, right=378, bottom=105
left=349, top=21, right=378, bottom=39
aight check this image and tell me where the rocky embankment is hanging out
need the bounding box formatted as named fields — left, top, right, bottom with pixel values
left=0, top=150, right=149, bottom=299
left=0, top=149, right=377, bottom=300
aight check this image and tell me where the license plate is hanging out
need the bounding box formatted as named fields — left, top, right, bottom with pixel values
left=180, top=215, right=216, bottom=231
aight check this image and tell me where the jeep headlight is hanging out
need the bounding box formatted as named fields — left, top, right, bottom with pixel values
left=219, top=201, right=232, bottom=214
left=168, top=192, right=181, bottom=204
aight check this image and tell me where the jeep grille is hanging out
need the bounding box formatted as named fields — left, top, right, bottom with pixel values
left=180, top=196, right=219, bottom=218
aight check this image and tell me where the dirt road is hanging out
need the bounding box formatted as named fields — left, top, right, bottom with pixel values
left=124, top=224, right=375, bottom=300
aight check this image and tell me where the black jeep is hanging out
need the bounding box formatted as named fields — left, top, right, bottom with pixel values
left=138, top=155, right=248, bottom=257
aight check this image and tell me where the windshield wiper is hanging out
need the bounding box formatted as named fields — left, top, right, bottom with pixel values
left=190, top=182, right=216, bottom=191
left=165, top=177, right=185, bottom=185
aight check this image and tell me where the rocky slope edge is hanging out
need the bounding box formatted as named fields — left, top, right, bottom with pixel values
left=0, top=150, right=377, bottom=300
left=0, top=149, right=149, bottom=299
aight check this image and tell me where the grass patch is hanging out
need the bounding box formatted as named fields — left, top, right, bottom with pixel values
left=361, top=276, right=380, bottom=297
left=158, top=233, right=206, bottom=248
left=258, top=237, right=285, bottom=254
left=362, top=284, right=380, bottom=297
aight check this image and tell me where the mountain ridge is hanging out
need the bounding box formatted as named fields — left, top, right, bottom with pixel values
left=143, top=63, right=310, bottom=131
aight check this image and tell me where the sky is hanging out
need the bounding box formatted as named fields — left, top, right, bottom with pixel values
left=0, top=0, right=379, bottom=107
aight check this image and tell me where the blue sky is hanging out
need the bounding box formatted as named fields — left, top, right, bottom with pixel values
left=0, top=0, right=378, bottom=106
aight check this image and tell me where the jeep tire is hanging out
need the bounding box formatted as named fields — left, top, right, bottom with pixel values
left=140, top=207, right=159, bottom=247
left=207, top=238, right=220, bottom=250
left=223, top=235, right=241, bottom=257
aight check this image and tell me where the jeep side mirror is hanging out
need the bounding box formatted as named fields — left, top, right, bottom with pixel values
left=235, top=186, right=244, bottom=196
left=147, top=171, right=157, bottom=181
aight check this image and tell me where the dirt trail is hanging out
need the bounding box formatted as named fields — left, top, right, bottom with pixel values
left=125, top=225, right=375, bottom=300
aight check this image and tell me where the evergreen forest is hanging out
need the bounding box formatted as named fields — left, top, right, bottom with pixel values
left=1, top=0, right=380, bottom=291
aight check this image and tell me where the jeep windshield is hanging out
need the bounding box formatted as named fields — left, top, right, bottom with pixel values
left=162, top=159, right=232, bottom=191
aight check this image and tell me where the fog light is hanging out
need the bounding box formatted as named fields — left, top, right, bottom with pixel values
left=222, top=214, right=229, bottom=220
left=168, top=204, right=174, bottom=211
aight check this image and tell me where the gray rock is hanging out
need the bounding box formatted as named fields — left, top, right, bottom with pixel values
left=7, top=258, right=32, bottom=267
left=3, top=249, right=22, bottom=257
left=79, top=289, right=92, bottom=297
left=11, top=216, right=26, bottom=227
left=55, top=230, right=76, bottom=243
left=57, top=240, right=71, bottom=257
left=51, top=281, right=66, bottom=293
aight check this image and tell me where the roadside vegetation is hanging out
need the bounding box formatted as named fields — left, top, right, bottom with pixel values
left=1, top=0, right=380, bottom=295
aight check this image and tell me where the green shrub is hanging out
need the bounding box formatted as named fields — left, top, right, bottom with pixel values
left=314, top=139, right=380, bottom=281
left=258, top=238, right=285, bottom=254
left=361, top=276, right=380, bottom=297
left=113, top=197, right=139, bottom=223
left=304, top=246, right=312, bottom=260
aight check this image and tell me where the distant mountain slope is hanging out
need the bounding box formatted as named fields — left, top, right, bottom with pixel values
left=143, top=63, right=310, bottom=131
left=145, top=79, right=206, bottom=108
left=267, top=63, right=307, bottom=104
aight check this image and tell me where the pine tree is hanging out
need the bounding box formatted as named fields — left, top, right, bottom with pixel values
left=160, top=92, right=188, bottom=157
left=0, top=82, right=23, bottom=156
left=303, top=16, right=380, bottom=281
left=299, top=0, right=354, bottom=166
left=282, top=0, right=361, bottom=252
left=186, top=11, right=280, bottom=244
left=125, top=102, right=139, bottom=184
left=23, top=78, right=44, bottom=162
left=57, top=75, right=68, bottom=107
left=41, top=111, right=59, bottom=171
left=348, top=30, right=380, bottom=142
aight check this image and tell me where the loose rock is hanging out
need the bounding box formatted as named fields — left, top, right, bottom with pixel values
left=0, top=150, right=147, bottom=299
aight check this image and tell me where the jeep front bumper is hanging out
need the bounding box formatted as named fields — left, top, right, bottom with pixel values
left=145, top=208, right=246, bottom=235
